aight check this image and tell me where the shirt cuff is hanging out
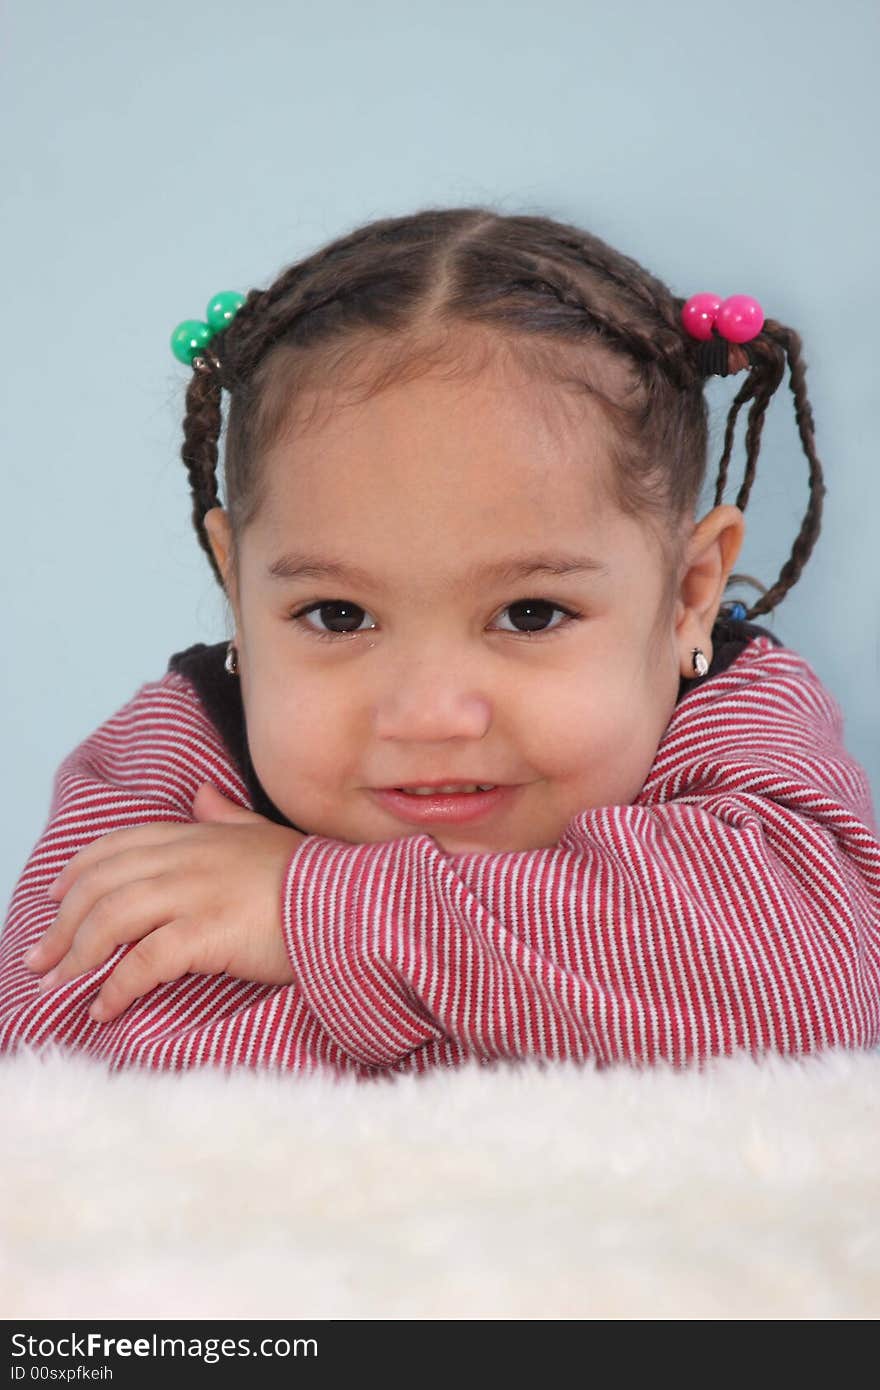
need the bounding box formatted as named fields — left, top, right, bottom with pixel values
left=280, top=833, right=447, bottom=1067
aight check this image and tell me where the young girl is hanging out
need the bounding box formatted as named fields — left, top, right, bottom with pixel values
left=2, top=206, right=878, bottom=1077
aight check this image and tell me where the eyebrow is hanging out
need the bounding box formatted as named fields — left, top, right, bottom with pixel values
left=266, top=550, right=610, bottom=587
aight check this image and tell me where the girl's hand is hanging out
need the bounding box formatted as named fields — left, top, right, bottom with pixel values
left=23, top=784, right=307, bottom=1024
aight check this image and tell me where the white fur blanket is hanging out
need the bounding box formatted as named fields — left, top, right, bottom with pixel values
left=1, top=1047, right=879, bottom=1320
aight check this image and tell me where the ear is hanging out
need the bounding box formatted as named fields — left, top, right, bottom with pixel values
left=674, top=505, right=746, bottom=673
left=203, top=507, right=240, bottom=614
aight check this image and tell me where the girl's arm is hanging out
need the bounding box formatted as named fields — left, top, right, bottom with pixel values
left=0, top=677, right=257, bottom=1058
left=279, top=640, right=880, bottom=1068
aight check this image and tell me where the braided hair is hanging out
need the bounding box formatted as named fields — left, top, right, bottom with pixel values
left=180, top=206, right=825, bottom=621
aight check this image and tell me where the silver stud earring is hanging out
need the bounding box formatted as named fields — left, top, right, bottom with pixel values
left=224, top=642, right=239, bottom=676
left=691, top=648, right=709, bottom=678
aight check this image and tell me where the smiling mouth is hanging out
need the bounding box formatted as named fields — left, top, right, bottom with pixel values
left=370, top=784, right=518, bottom=824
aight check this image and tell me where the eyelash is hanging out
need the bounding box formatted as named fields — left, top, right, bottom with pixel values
left=287, top=598, right=584, bottom=643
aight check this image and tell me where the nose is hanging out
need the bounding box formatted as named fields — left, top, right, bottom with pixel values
left=373, top=653, right=492, bottom=743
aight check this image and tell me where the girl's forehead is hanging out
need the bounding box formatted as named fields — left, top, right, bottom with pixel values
left=256, top=445, right=616, bottom=565
left=247, top=451, right=646, bottom=601
left=243, top=364, right=660, bottom=594
left=260, top=367, right=617, bottom=512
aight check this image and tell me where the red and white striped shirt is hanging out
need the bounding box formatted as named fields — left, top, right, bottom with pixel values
left=2, top=629, right=878, bottom=1076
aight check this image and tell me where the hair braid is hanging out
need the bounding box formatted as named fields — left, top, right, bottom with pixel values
left=495, top=258, right=697, bottom=390
left=732, top=336, right=786, bottom=512
left=181, top=363, right=224, bottom=588
left=509, top=217, right=682, bottom=327
left=712, top=372, right=758, bottom=512
left=740, top=322, right=826, bottom=620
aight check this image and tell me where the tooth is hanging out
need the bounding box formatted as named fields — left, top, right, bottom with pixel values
left=399, top=784, right=495, bottom=796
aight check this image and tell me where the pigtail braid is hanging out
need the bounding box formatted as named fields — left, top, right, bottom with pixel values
left=705, top=333, right=784, bottom=517
left=738, top=321, right=826, bottom=620
left=181, top=359, right=225, bottom=588
left=731, top=334, right=786, bottom=511
left=712, top=372, right=758, bottom=511
left=659, top=302, right=827, bottom=621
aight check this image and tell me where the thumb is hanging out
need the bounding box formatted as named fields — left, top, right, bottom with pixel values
left=192, top=782, right=265, bottom=824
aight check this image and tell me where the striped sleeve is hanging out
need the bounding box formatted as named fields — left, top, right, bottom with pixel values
left=280, top=639, right=880, bottom=1069
left=0, top=676, right=254, bottom=1059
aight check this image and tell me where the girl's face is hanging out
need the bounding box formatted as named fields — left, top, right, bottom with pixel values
left=206, top=354, right=744, bottom=853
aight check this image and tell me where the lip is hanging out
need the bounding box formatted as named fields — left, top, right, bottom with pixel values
left=370, top=784, right=519, bottom=825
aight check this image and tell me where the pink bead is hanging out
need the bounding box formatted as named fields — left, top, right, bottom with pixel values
left=715, top=294, right=764, bottom=344
left=681, top=292, right=722, bottom=342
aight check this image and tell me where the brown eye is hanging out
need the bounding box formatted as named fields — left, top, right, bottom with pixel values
left=494, top=600, right=576, bottom=635
left=292, top=601, right=376, bottom=639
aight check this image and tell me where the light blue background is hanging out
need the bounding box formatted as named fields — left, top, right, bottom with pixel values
left=3, top=0, right=879, bottom=906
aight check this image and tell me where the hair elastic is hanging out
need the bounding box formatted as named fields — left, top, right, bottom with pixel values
left=681, top=293, right=764, bottom=377
left=170, top=291, right=245, bottom=368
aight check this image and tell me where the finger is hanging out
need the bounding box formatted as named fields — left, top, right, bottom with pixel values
left=47, top=820, right=196, bottom=901
left=192, top=782, right=267, bottom=825
left=31, top=841, right=191, bottom=971
left=89, top=920, right=197, bottom=1023
left=35, top=877, right=178, bottom=995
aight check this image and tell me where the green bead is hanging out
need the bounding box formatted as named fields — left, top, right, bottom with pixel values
left=205, top=290, right=245, bottom=332
left=170, top=319, right=214, bottom=365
